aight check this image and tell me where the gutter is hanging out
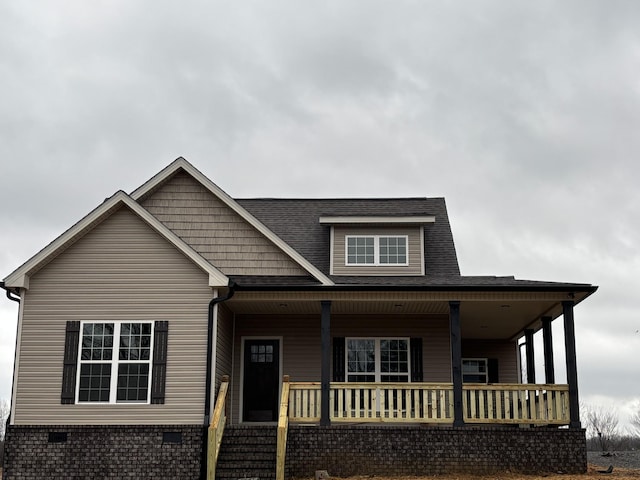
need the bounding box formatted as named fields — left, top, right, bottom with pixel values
left=1, top=281, right=21, bottom=303
left=204, top=281, right=236, bottom=423
left=231, top=282, right=599, bottom=294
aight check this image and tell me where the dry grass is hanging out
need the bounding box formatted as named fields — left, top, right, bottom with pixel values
left=324, top=465, right=640, bottom=480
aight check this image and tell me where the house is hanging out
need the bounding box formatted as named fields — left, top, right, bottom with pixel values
left=1, top=158, right=596, bottom=479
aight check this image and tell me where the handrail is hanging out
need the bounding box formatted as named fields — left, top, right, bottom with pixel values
left=207, top=375, right=230, bottom=480
left=276, top=375, right=291, bottom=480
left=287, top=382, right=570, bottom=425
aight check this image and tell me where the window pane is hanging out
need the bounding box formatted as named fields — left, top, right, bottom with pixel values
left=347, top=339, right=375, bottom=374
left=380, top=339, right=408, bottom=375
left=78, top=363, right=111, bottom=402
left=378, top=237, right=407, bottom=264
left=81, top=323, right=114, bottom=362
left=119, top=322, right=152, bottom=363
left=116, top=364, right=149, bottom=402
left=347, top=237, right=375, bottom=264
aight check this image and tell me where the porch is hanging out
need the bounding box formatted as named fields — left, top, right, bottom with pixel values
left=208, top=376, right=577, bottom=480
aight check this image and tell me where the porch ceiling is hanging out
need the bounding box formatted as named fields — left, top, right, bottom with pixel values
left=224, top=290, right=576, bottom=340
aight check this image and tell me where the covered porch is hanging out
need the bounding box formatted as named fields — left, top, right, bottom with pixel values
left=208, top=285, right=595, bottom=480
left=217, top=287, right=591, bottom=428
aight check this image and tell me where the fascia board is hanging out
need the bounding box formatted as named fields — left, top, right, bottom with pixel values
left=131, top=157, right=335, bottom=286
left=319, top=216, right=436, bottom=224
left=3, top=191, right=228, bottom=288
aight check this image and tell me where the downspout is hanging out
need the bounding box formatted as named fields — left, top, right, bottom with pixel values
left=1, top=281, right=21, bottom=432
left=204, top=280, right=236, bottom=424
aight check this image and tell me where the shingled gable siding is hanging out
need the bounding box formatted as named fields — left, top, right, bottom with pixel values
left=13, top=208, right=212, bottom=425
left=140, top=171, right=309, bottom=276
left=332, top=226, right=424, bottom=275
left=229, top=314, right=452, bottom=424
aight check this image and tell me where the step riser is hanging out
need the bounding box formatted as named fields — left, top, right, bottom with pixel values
left=216, top=426, right=278, bottom=480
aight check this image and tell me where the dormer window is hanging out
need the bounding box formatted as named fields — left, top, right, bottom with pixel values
left=346, top=235, right=408, bottom=266
left=319, top=215, right=434, bottom=276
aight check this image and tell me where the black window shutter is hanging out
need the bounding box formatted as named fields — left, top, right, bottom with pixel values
left=151, top=321, right=169, bottom=404
left=488, top=358, right=499, bottom=383
left=410, top=338, right=423, bottom=382
left=332, top=337, right=345, bottom=382
left=61, top=321, right=80, bottom=404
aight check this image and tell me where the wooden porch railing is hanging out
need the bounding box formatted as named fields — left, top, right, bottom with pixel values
left=207, top=375, right=229, bottom=480
left=287, top=381, right=570, bottom=425
left=463, top=383, right=570, bottom=424
left=276, top=375, right=291, bottom=480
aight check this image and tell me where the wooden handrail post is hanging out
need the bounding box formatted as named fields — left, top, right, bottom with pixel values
left=207, top=375, right=230, bottom=480
left=276, top=375, right=291, bottom=480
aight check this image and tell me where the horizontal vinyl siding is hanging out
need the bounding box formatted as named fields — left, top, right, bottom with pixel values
left=332, top=226, right=423, bottom=275
left=14, top=207, right=212, bottom=425
left=215, top=303, right=234, bottom=389
left=461, top=340, right=519, bottom=383
left=229, top=313, right=451, bottom=423
left=141, top=171, right=308, bottom=276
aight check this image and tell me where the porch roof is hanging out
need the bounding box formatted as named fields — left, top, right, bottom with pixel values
left=223, top=279, right=597, bottom=341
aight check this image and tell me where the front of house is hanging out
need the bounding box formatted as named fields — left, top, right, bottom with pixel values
left=2, top=158, right=596, bottom=479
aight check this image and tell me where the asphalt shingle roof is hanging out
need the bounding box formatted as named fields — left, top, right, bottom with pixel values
left=237, top=197, right=460, bottom=279
left=234, top=197, right=594, bottom=291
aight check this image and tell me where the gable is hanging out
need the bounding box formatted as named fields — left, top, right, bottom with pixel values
left=139, top=171, right=310, bottom=277
left=14, top=207, right=214, bottom=425
left=3, top=191, right=228, bottom=289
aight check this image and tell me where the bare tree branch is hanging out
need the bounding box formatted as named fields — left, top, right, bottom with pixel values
left=584, top=403, right=619, bottom=452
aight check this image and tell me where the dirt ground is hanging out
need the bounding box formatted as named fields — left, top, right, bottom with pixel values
left=1, top=465, right=638, bottom=480
left=322, top=465, right=640, bottom=480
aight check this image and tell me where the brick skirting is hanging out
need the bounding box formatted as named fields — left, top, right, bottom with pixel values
left=286, top=425, right=587, bottom=477
left=2, top=425, right=204, bottom=480
left=3, top=424, right=587, bottom=479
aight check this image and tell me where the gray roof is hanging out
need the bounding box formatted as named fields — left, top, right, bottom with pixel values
left=237, top=197, right=460, bottom=278
left=234, top=197, right=595, bottom=292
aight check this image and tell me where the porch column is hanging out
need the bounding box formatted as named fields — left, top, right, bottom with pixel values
left=563, top=300, right=581, bottom=429
left=524, top=329, right=536, bottom=383
left=320, top=300, right=332, bottom=426
left=449, top=301, right=464, bottom=427
left=542, top=316, right=555, bottom=384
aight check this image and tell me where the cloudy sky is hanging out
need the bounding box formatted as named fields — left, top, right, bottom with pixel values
left=1, top=1, right=639, bottom=428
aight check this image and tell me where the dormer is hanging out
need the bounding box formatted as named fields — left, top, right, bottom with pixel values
left=319, top=215, right=435, bottom=276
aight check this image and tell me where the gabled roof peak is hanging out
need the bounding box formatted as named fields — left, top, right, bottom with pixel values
left=131, top=157, right=335, bottom=286
left=3, top=190, right=229, bottom=288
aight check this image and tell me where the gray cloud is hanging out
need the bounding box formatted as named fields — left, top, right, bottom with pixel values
left=1, top=0, right=639, bottom=423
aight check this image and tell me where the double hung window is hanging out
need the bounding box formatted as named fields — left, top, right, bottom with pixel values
left=77, top=321, right=154, bottom=403
left=346, top=338, right=410, bottom=382
left=462, top=358, right=488, bottom=383
left=346, top=236, right=408, bottom=266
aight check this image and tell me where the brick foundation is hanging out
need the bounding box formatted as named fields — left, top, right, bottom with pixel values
left=2, top=424, right=587, bottom=479
left=2, top=424, right=205, bottom=480
left=286, top=425, right=587, bottom=477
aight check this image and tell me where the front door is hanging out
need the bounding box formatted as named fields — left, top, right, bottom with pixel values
left=242, top=339, right=280, bottom=422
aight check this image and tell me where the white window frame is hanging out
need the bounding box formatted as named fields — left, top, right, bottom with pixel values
left=462, top=358, right=488, bottom=384
left=76, top=321, right=155, bottom=404
left=345, top=235, right=409, bottom=266
left=345, top=337, right=411, bottom=383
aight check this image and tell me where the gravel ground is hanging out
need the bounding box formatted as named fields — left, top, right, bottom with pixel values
left=588, top=451, right=640, bottom=471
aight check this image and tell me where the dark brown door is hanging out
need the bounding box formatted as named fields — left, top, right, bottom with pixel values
left=242, top=339, right=280, bottom=422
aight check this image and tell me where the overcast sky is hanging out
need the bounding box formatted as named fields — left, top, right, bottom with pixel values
left=1, top=1, right=639, bottom=428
